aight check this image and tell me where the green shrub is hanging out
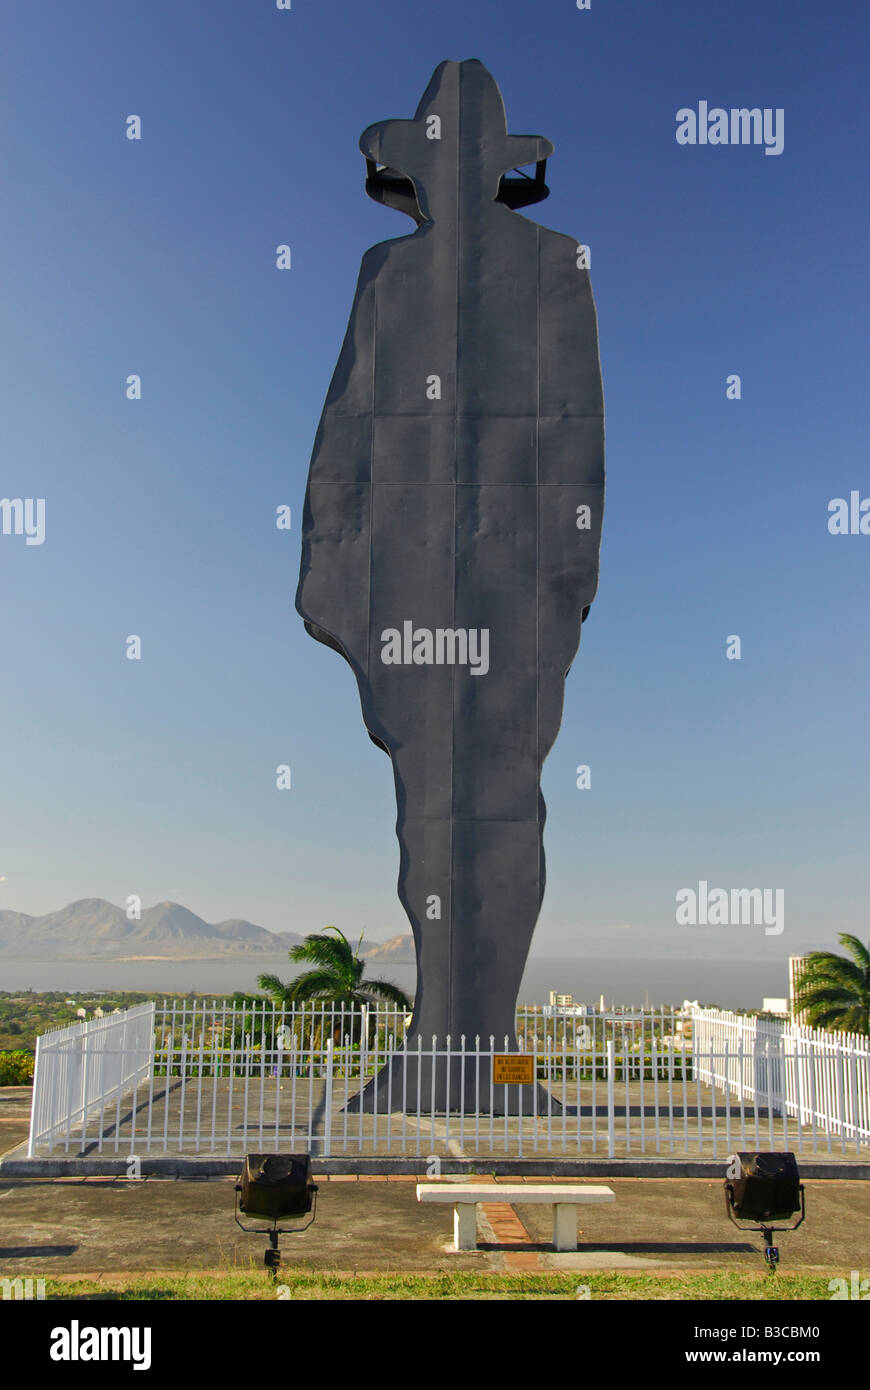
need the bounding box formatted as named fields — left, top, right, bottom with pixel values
left=0, top=1050, right=35, bottom=1085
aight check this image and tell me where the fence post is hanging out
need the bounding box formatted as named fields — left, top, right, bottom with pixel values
left=322, top=1038, right=333, bottom=1157
left=27, top=1034, right=42, bottom=1158
left=606, top=1039, right=615, bottom=1158
left=79, top=1027, right=90, bottom=1152
left=835, top=1048, right=847, bottom=1151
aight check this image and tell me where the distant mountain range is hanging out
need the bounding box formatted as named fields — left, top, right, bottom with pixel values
left=363, top=934, right=416, bottom=965
left=0, top=898, right=415, bottom=963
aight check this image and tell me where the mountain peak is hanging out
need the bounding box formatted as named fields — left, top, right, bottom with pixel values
left=0, top=898, right=402, bottom=962
left=0, top=898, right=291, bottom=960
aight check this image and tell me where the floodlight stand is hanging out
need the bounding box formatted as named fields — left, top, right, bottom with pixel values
left=234, top=1186, right=318, bottom=1277
left=724, top=1184, right=805, bottom=1268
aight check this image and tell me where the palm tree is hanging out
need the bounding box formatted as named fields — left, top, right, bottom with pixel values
left=793, top=935, right=870, bottom=1035
left=257, top=926, right=411, bottom=1043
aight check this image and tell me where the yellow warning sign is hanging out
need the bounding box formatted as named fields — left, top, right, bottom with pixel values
left=492, top=1054, right=535, bottom=1086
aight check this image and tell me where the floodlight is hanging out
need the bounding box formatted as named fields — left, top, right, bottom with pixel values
left=234, top=1153, right=318, bottom=1274
left=724, top=1152, right=805, bottom=1267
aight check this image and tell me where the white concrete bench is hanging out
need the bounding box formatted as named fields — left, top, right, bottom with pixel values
left=416, top=1182, right=615, bottom=1251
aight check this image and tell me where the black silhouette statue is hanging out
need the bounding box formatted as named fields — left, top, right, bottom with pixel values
left=297, top=60, right=604, bottom=1110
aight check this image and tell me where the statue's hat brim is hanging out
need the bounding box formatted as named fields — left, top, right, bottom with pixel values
left=359, top=59, right=554, bottom=174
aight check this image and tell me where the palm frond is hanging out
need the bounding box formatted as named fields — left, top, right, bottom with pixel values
left=360, top=978, right=413, bottom=1010
left=256, top=973, right=293, bottom=1002
left=837, top=934, right=870, bottom=975
left=288, top=931, right=355, bottom=976
left=794, top=938, right=870, bottom=1035
left=273, top=926, right=415, bottom=1015
left=287, top=969, right=356, bottom=1003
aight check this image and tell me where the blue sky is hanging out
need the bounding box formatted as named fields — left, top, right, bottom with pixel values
left=1, top=0, right=868, bottom=965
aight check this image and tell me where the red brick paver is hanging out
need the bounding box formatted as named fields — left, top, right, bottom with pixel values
left=481, top=1200, right=544, bottom=1270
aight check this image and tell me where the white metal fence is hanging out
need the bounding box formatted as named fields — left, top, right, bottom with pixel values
left=28, top=1004, right=155, bottom=1157
left=25, top=999, right=870, bottom=1160
left=693, top=1008, right=870, bottom=1146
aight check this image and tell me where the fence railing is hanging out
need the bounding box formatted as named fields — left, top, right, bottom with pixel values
left=147, top=1000, right=692, bottom=1081
left=27, top=1003, right=155, bottom=1157
left=692, top=1008, right=870, bottom=1145
left=24, top=999, right=870, bottom=1160
left=160, top=999, right=691, bottom=1057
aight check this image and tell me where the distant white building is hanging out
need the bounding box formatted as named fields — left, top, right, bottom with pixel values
left=543, top=990, right=590, bottom=1018
left=762, top=997, right=788, bottom=1016
left=789, top=955, right=810, bottom=1022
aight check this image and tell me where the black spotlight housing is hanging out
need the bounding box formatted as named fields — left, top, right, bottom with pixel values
left=724, top=1152, right=805, bottom=1267
left=235, top=1153, right=318, bottom=1274
left=238, top=1153, right=317, bottom=1222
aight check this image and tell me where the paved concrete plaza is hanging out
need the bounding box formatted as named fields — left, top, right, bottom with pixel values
left=5, top=1084, right=867, bottom=1282
left=0, top=1173, right=868, bottom=1278
left=0, top=1087, right=31, bottom=1158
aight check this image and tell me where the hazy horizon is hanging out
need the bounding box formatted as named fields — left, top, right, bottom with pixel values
left=0, top=892, right=845, bottom=964
left=0, top=955, right=792, bottom=1013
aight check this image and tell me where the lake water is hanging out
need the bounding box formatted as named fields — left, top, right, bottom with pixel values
left=0, top=956, right=787, bottom=1011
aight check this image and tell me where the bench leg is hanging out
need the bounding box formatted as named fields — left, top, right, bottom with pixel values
left=453, top=1203, right=478, bottom=1251
left=553, top=1203, right=578, bottom=1252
